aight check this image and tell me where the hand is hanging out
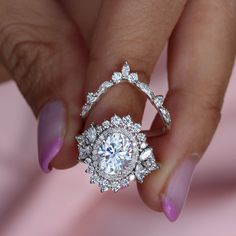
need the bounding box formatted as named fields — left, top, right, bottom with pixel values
left=0, top=0, right=235, bottom=222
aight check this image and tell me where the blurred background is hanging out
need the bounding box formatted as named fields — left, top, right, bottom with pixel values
left=0, top=51, right=235, bottom=236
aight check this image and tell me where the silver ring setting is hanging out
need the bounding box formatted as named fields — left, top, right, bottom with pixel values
left=76, top=114, right=159, bottom=192
left=76, top=61, right=171, bottom=192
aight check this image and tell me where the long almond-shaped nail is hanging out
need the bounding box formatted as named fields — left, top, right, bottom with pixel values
left=37, top=101, right=66, bottom=173
left=162, top=154, right=199, bottom=222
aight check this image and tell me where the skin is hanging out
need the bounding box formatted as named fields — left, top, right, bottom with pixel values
left=0, top=0, right=235, bottom=213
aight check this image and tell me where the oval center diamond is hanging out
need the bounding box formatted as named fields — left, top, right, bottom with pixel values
left=97, top=132, right=135, bottom=180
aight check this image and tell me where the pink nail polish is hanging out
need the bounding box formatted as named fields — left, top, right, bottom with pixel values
left=37, top=101, right=66, bottom=173
left=162, top=154, right=199, bottom=222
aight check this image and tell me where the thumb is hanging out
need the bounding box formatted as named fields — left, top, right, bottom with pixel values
left=0, top=0, right=87, bottom=172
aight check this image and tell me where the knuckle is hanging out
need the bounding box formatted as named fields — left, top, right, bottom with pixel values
left=0, top=23, right=59, bottom=112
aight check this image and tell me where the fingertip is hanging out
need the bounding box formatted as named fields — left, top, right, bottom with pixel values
left=137, top=173, right=163, bottom=212
left=37, top=100, right=80, bottom=172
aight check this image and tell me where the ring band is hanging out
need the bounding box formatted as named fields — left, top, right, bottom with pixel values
left=81, top=61, right=171, bottom=133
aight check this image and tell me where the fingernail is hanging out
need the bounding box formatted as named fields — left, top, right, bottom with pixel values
left=161, top=154, right=199, bottom=222
left=37, top=101, right=66, bottom=173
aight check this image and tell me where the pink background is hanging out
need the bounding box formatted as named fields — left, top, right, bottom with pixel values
left=0, top=53, right=236, bottom=236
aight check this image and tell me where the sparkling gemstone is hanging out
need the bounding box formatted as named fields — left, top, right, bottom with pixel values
left=153, top=95, right=164, bottom=107
left=121, top=61, right=130, bottom=77
left=135, top=164, right=147, bottom=182
left=137, top=133, right=146, bottom=142
left=111, top=115, right=122, bottom=126
left=128, top=73, right=138, bottom=83
left=86, top=126, right=97, bottom=143
left=112, top=72, right=122, bottom=83
left=140, top=148, right=153, bottom=161
left=87, top=92, right=96, bottom=103
left=97, top=132, right=135, bottom=180
left=79, top=146, right=92, bottom=159
left=99, top=81, right=113, bottom=91
left=130, top=123, right=141, bottom=133
left=159, top=107, right=171, bottom=123
left=137, top=82, right=155, bottom=99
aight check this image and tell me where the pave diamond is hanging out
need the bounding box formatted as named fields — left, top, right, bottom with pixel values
left=128, top=73, right=138, bottom=83
left=140, top=148, right=153, bottom=161
left=97, top=132, right=135, bottom=180
left=153, top=95, right=164, bottom=107
left=136, top=82, right=155, bottom=99
left=112, top=72, right=122, bottom=83
left=87, top=92, right=96, bottom=104
left=159, top=107, right=171, bottom=124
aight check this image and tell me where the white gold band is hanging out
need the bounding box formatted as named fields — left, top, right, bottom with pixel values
left=80, top=61, right=171, bottom=133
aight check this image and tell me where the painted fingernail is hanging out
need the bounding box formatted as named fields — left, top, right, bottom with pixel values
left=37, top=101, right=66, bottom=173
left=162, top=154, right=200, bottom=222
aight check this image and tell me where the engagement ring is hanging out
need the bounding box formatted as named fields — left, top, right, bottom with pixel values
left=76, top=62, right=171, bottom=192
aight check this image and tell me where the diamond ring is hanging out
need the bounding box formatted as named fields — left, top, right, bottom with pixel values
left=76, top=62, right=171, bottom=192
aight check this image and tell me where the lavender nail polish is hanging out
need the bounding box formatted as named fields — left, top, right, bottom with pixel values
left=162, top=154, right=199, bottom=222
left=37, top=101, right=66, bottom=173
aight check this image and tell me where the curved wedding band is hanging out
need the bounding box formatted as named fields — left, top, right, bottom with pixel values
left=76, top=62, right=171, bottom=192
left=81, top=61, right=171, bottom=133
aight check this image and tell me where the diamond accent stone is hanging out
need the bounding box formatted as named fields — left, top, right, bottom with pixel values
left=111, top=182, right=121, bottom=192
left=130, top=123, right=141, bottom=133
left=112, top=72, right=122, bottom=83
left=85, top=126, right=97, bottom=143
left=111, top=115, right=122, bottom=126
left=87, top=92, right=96, bottom=104
left=79, top=146, right=92, bottom=160
left=122, top=115, right=132, bottom=126
left=140, top=148, right=153, bottom=161
left=75, top=135, right=83, bottom=144
left=136, top=82, right=155, bottom=99
left=99, top=81, right=113, bottom=91
left=137, top=133, right=146, bottom=142
left=140, top=142, right=148, bottom=149
left=128, top=73, right=138, bottom=83
left=129, top=173, right=136, bottom=181
left=102, top=120, right=110, bottom=129
left=90, top=175, right=99, bottom=184
left=153, top=95, right=164, bottom=107
left=159, top=107, right=171, bottom=124
left=135, top=164, right=147, bottom=183
left=121, top=61, right=130, bottom=77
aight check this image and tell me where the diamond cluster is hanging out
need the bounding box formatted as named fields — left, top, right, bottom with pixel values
left=81, top=61, right=171, bottom=129
left=76, top=115, right=159, bottom=192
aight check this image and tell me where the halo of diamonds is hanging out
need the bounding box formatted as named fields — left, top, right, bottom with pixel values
left=76, top=115, right=160, bottom=192
left=81, top=61, right=171, bottom=130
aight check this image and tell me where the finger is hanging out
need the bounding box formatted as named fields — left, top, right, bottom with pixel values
left=59, top=0, right=102, bottom=44
left=138, top=0, right=236, bottom=221
left=85, top=0, right=186, bottom=126
left=0, top=0, right=88, bottom=172
left=0, top=64, right=11, bottom=83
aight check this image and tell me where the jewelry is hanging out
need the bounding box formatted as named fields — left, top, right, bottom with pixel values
left=76, top=62, right=171, bottom=192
